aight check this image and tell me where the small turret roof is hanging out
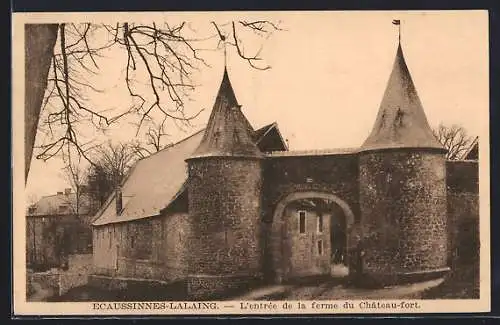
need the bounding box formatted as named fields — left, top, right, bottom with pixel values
left=361, top=44, right=445, bottom=152
left=189, top=68, right=262, bottom=159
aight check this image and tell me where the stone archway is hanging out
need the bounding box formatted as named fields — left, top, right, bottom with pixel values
left=268, top=191, right=355, bottom=283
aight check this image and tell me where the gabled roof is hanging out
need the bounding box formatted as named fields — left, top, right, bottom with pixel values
left=190, top=68, right=262, bottom=159
left=27, top=192, right=92, bottom=217
left=92, top=123, right=285, bottom=226
left=361, top=44, right=445, bottom=152
left=253, top=122, right=289, bottom=152
left=253, top=122, right=276, bottom=143
left=92, top=130, right=204, bottom=226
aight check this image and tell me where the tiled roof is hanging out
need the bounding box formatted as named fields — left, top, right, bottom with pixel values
left=27, top=192, right=91, bottom=217
left=92, top=124, right=285, bottom=226
left=92, top=129, right=204, bottom=226
left=361, top=44, right=445, bottom=152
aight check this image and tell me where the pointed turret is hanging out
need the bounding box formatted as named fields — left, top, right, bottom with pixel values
left=190, top=68, right=262, bottom=158
left=361, top=44, right=444, bottom=152
left=357, top=40, right=449, bottom=286
left=186, top=67, right=264, bottom=295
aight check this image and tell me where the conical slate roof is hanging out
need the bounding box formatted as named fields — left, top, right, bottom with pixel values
left=361, top=44, right=445, bottom=152
left=189, top=68, right=262, bottom=159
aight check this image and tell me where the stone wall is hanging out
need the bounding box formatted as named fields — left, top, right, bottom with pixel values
left=285, top=205, right=331, bottom=278
left=187, top=157, right=263, bottom=278
left=262, top=154, right=359, bottom=222
left=159, top=213, right=191, bottom=280
left=446, top=160, right=479, bottom=265
left=58, top=273, right=88, bottom=296
left=92, top=225, right=117, bottom=274
left=27, top=272, right=60, bottom=297
left=262, top=154, right=358, bottom=282
left=27, top=269, right=90, bottom=299
left=358, top=149, right=448, bottom=284
left=68, top=253, right=93, bottom=274
left=93, top=212, right=190, bottom=282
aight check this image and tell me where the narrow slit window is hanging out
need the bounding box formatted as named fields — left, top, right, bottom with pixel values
left=317, top=214, right=323, bottom=233
left=318, top=240, right=323, bottom=255
left=298, top=210, right=306, bottom=234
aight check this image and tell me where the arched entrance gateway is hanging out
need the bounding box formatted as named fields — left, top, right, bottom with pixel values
left=267, top=191, right=355, bottom=283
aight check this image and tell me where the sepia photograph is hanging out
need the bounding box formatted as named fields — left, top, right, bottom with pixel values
left=13, top=10, right=490, bottom=315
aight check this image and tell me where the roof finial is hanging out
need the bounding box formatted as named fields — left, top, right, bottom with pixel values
left=392, top=19, right=401, bottom=44
left=224, top=41, right=228, bottom=68
left=221, top=34, right=228, bottom=69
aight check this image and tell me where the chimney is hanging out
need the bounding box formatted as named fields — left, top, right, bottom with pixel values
left=115, top=187, right=123, bottom=216
left=64, top=188, right=71, bottom=195
left=57, top=191, right=63, bottom=195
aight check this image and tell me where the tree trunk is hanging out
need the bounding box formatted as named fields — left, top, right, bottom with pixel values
left=25, top=24, right=59, bottom=183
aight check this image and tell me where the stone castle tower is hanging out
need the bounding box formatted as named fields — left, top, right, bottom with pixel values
left=90, top=30, right=478, bottom=298
left=358, top=43, right=449, bottom=284
left=185, top=68, right=264, bottom=296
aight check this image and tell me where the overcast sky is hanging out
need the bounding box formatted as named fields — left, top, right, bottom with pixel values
left=23, top=10, right=489, bottom=201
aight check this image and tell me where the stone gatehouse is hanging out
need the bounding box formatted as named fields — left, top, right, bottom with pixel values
left=91, top=43, right=479, bottom=298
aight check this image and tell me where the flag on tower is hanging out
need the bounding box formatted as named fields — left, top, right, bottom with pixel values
left=392, top=19, right=401, bottom=25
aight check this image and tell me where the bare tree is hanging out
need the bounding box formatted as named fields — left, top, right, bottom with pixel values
left=61, top=146, right=89, bottom=216
left=86, top=141, right=137, bottom=208
left=25, top=21, right=283, bottom=182
left=95, top=141, right=137, bottom=183
left=433, top=123, right=475, bottom=160
left=128, top=116, right=174, bottom=159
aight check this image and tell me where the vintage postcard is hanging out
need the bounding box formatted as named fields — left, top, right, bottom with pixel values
left=12, top=10, right=490, bottom=315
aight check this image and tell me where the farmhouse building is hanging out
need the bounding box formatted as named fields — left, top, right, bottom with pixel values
left=26, top=189, right=93, bottom=271
left=91, top=43, right=479, bottom=298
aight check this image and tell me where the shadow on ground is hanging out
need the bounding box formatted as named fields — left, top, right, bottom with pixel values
left=41, top=261, right=479, bottom=302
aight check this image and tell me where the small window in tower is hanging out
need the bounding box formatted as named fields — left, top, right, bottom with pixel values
left=317, top=240, right=323, bottom=256
left=317, top=214, right=323, bottom=233
left=298, top=210, right=306, bottom=234
left=233, top=129, right=240, bottom=144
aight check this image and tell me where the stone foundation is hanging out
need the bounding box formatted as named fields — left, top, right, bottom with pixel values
left=360, top=267, right=450, bottom=288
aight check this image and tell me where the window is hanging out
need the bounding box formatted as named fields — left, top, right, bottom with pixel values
left=298, top=210, right=306, bottom=234
left=317, top=214, right=323, bottom=233
left=317, top=240, right=323, bottom=255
